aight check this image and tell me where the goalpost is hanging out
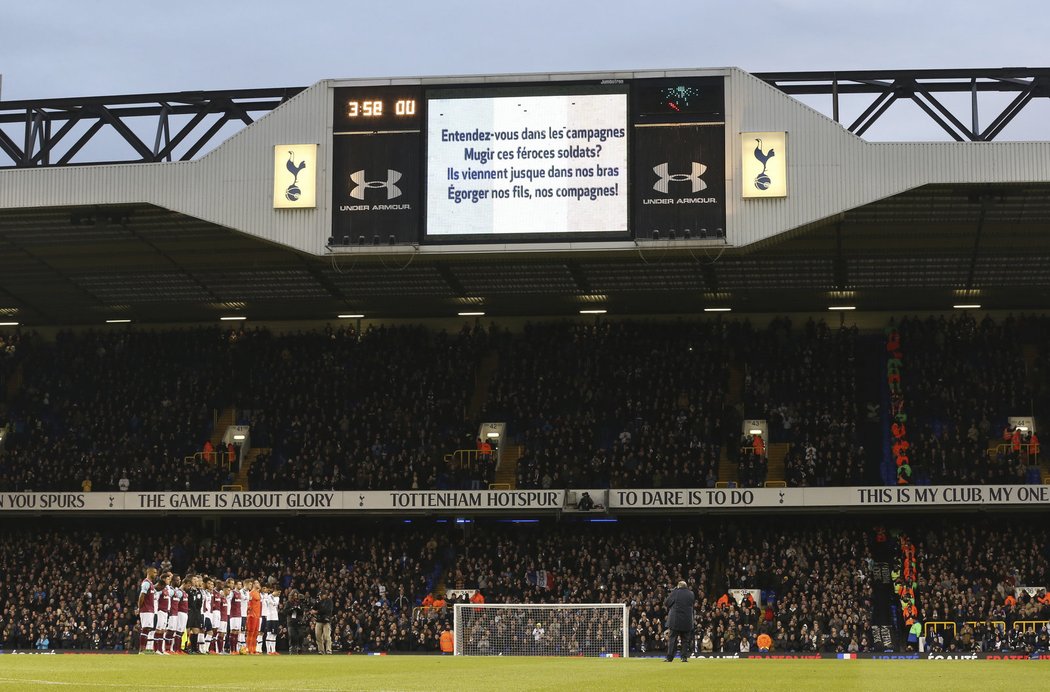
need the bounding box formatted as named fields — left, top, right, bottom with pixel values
left=453, top=603, right=629, bottom=658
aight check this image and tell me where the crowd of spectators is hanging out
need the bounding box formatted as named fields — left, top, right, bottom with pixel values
left=2, top=312, right=1049, bottom=493
left=907, top=425, right=1028, bottom=485
left=742, top=318, right=860, bottom=445
left=0, top=330, right=29, bottom=447
left=782, top=435, right=866, bottom=487
left=0, top=527, right=132, bottom=650
left=0, top=519, right=449, bottom=654
left=915, top=522, right=1050, bottom=627
left=0, top=329, right=27, bottom=392
left=740, top=317, right=867, bottom=488
left=447, top=518, right=1050, bottom=655
left=701, top=524, right=874, bottom=653
left=0, top=329, right=228, bottom=493
left=489, top=321, right=729, bottom=490
left=0, top=325, right=491, bottom=494
left=897, top=314, right=1031, bottom=485
left=240, top=323, right=489, bottom=492
left=1, top=517, right=1049, bottom=654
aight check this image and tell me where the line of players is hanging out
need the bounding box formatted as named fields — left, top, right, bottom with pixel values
left=136, top=565, right=281, bottom=655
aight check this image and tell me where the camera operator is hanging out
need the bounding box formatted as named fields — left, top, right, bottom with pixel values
left=312, top=590, right=333, bottom=655
left=285, top=592, right=306, bottom=654
left=577, top=492, right=595, bottom=511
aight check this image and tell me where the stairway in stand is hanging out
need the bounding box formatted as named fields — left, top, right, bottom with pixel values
left=717, top=364, right=746, bottom=484
left=211, top=407, right=237, bottom=449
left=208, top=407, right=237, bottom=484
left=467, top=349, right=499, bottom=420
left=716, top=446, right=737, bottom=485
left=1022, top=343, right=1039, bottom=372
left=1019, top=343, right=1047, bottom=481
left=233, top=447, right=270, bottom=490
left=726, top=364, right=744, bottom=404
left=765, top=443, right=790, bottom=485
left=493, top=444, right=522, bottom=488
left=4, top=362, right=24, bottom=402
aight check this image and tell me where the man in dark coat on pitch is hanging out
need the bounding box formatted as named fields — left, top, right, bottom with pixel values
left=665, top=580, right=696, bottom=662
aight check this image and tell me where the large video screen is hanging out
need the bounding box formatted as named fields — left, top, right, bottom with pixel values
left=425, top=93, right=628, bottom=237
left=330, top=77, right=725, bottom=246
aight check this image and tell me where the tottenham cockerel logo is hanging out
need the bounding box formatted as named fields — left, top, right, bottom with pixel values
left=753, top=139, right=775, bottom=191
left=652, top=162, right=708, bottom=194
left=284, top=150, right=307, bottom=202
left=349, top=169, right=402, bottom=200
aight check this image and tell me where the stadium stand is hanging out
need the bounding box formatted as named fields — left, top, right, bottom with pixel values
left=0, top=329, right=228, bottom=493
left=0, top=325, right=489, bottom=493
left=0, top=330, right=29, bottom=438
left=0, top=315, right=1046, bottom=493
left=2, top=517, right=1048, bottom=655
left=485, top=321, right=728, bottom=490
left=741, top=318, right=868, bottom=488
left=897, top=314, right=1033, bottom=485
left=239, top=323, right=488, bottom=492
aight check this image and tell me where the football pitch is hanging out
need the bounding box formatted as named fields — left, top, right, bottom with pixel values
left=0, top=655, right=1043, bottom=691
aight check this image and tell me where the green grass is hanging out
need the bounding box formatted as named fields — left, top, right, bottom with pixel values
left=0, top=655, right=1043, bottom=691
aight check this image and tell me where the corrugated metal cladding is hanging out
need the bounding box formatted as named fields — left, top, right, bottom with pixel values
left=2, top=70, right=1050, bottom=254
left=0, top=83, right=331, bottom=256
left=725, top=67, right=1050, bottom=246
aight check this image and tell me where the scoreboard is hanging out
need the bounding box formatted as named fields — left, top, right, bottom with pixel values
left=331, top=76, right=725, bottom=245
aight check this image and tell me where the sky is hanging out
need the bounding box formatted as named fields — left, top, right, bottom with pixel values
left=3, top=0, right=1049, bottom=141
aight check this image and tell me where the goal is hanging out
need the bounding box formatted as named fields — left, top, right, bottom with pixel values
left=453, top=603, right=629, bottom=658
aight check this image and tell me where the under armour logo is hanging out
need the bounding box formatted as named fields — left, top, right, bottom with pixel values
left=349, top=169, right=402, bottom=200
left=652, top=162, right=707, bottom=194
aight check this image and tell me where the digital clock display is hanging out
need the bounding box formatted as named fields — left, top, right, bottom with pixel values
left=346, top=98, right=417, bottom=118
left=333, top=86, right=423, bottom=132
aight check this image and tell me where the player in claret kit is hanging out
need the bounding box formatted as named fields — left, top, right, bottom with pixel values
left=214, top=581, right=231, bottom=655
left=210, top=578, right=224, bottom=654
left=173, top=575, right=189, bottom=655
left=227, top=579, right=243, bottom=654
left=136, top=566, right=158, bottom=654
left=153, top=572, right=172, bottom=654
left=165, top=573, right=180, bottom=654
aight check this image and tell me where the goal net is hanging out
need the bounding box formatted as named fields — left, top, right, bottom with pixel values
left=453, top=603, right=629, bottom=657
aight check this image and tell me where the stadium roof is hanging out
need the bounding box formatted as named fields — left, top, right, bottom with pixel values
left=2, top=68, right=1050, bottom=325
left=2, top=182, right=1050, bottom=324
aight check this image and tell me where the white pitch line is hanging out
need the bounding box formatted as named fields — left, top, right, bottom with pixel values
left=0, top=679, right=412, bottom=692
left=0, top=680, right=250, bottom=690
